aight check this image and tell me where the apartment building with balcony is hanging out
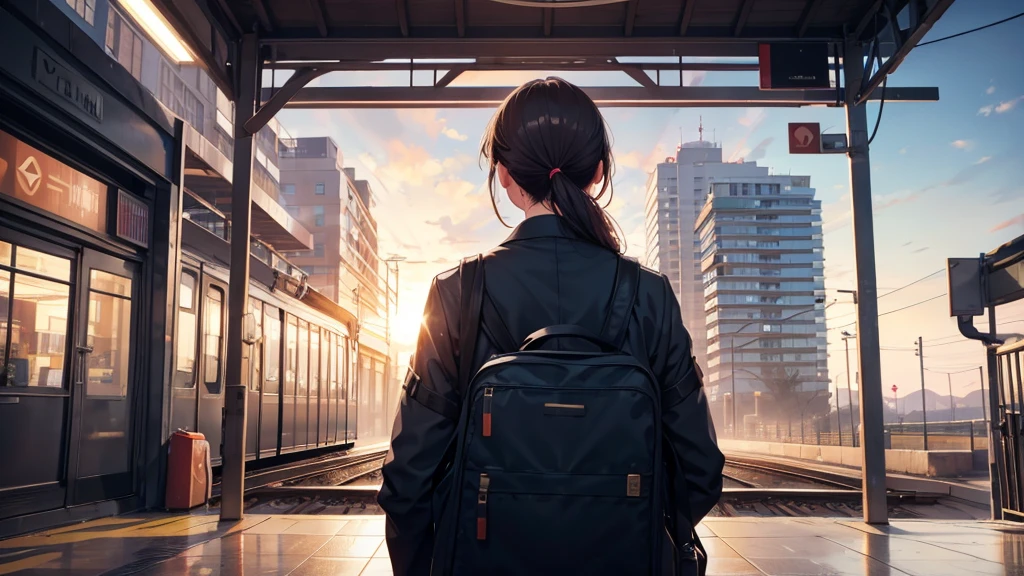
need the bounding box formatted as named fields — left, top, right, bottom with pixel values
left=644, top=135, right=774, bottom=372
left=695, top=176, right=829, bottom=430
left=278, top=137, right=391, bottom=439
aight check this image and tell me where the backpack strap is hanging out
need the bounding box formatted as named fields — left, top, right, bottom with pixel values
left=406, top=255, right=484, bottom=421
left=456, top=254, right=486, bottom=398
left=599, top=257, right=642, bottom=350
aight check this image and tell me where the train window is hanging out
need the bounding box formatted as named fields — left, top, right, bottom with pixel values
left=204, top=286, right=224, bottom=390
left=309, top=327, right=320, bottom=399
left=85, top=271, right=133, bottom=398
left=174, top=272, right=198, bottom=388
left=264, top=306, right=281, bottom=394
left=285, top=316, right=297, bottom=396
left=249, top=299, right=263, bottom=392
left=337, top=338, right=346, bottom=401
left=297, top=320, right=309, bottom=398
left=329, top=333, right=339, bottom=399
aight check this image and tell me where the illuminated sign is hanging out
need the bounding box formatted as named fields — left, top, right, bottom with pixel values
left=116, top=190, right=150, bottom=248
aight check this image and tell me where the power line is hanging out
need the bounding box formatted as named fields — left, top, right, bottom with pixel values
left=830, top=293, right=946, bottom=331
left=925, top=366, right=982, bottom=375
left=827, top=268, right=944, bottom=323
left=917, top=11, right=1024, bottom=47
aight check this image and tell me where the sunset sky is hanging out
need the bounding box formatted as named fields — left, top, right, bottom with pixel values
left=276, top=0, right=1024, bottom=406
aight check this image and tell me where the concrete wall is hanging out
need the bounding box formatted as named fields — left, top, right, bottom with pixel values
left=720, top=439, right=975, bottom=477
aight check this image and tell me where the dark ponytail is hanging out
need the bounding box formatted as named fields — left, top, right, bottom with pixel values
left=481, top=77, right=622, bottom=253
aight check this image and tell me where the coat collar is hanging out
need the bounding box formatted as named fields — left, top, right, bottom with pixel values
left=501, top=215, right=577, bottom=245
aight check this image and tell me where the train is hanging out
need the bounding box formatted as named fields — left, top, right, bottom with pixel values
left=169, top=219, right=390, bottom=466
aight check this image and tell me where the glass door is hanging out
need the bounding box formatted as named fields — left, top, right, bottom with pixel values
left=67, top=248, right=139, bottom=506
left=0, top=235, right=75, bottom=520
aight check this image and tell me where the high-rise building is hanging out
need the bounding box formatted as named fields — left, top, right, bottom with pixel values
left=278, top=136, right=394, bottom=439
left=695, top=175, right=828, bottom=432
left=644, top=132, right=768, bottom=371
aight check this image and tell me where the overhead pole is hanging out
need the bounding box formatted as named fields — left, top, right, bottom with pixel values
left=917, top=336, right=928, bottom=450
left=843, top=36, right=887, bottom=525
left=221, top=32, right=260, bottom=522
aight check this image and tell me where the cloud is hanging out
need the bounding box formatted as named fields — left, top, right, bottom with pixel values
left=615, top=151, right=645, bottom=170
left=398, top=110, right=470, bottom=142
left=737, top=108, right=766, bottom=128
left=979, top=105, right=994, bottom=117
left=950, top=140, right=973, bottom=150
left=995, top=95, right=1024, bottom=114
left=987, top=85, right=996, bottom=95
left=899, top=147, right=907, bottom=154
left=991, top=214, right=1024, bottom=233
left=745, top=137, right=774, bottom=161
left=976, top=156, right=992, bottom=165
left=912, top=247, right=930, bottom=254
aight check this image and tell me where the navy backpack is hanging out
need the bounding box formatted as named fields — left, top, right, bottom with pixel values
left=419, top=255, right=706, bottom=576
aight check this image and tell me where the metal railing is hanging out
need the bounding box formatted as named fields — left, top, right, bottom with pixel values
left=725, top=419, right=988, bottom=452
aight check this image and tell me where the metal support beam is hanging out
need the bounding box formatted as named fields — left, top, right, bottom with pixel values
left=854, top=0, right=883, bottom=39
left=856, top=0, right=954, bottom=104
left=796, top=0, right=825, bottom=37
left=434, top=67, right=466, bottom=87
left=678, top=0, right=695, bottom=35
left=843, top=38, right=887, bottom=525
left=455, top=0, right=466, bottom=37
left=266, top=37, right=762, bottom=61
left=245, top=67, right=328, bottom=135
left=252, top=0, right=275, bottom=32
left=624, top=0, right=640, bottom=36
left=267, top=84, right=938, bottom=109
left=397, top=0, right=410, bottom=37
left=544, top=8, right=554, bottom=36
left=734, top=0, right=756, bottom=36
left=308, top=0, right=328, bottom=36
left=221, top=32, right=260, bottom=523
left=264, top=60, right=761, bottom=73
left=986, top=310, right=1005, bottom=520
left=621, top=65, right=656, bottom=88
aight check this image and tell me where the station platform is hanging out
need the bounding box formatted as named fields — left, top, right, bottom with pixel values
left=3, top=511, right=1022, bottom=575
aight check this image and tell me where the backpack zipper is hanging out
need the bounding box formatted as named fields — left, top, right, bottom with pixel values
left=482, top=387, right=493, bottom=437
left=477, top=473, right=490, bottom=540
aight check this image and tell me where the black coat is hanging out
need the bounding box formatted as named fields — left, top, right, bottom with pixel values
left=378, top=214, right=725, bottom=575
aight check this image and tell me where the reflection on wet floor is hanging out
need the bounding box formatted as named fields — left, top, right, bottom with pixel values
left=3, top=512, right=1024, bottom=575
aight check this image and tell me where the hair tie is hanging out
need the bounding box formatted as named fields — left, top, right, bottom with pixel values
left=548, top=168, right=562, bottom=179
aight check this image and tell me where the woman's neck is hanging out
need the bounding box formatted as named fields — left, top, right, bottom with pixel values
left=524, top=201, right=556, bottom=219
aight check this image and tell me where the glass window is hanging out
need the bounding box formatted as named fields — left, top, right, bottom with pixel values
left=314, top=206, right=325, bottom=227
left=249, top=299, right=263, bottom=392
left=66, top=0, right=97, bottom=25
left=297, top=320, right=308, bottom=398
left=285, top=316, right=297, bottom=396
left=16, top=247, right=71, bottom=282
left=264, top=306, right=280, bottom=394
left=337, top=338, right=346, bottom=402
left=315, top=182, right=326, bottom=195
left=0, top=242, right=9, bottom=267
left=91, top=270, right=131, bottom=297
left=86, top=285, right=131, bottom=397
left=314, top=243, right=325, bottom=258
left=330, top=334, right=339, bottom=400
left=310, top=327, right=320, bottom=399
left=204, top=287, right=224, bottom=388
left=0, top=270, right=8, bottom=385
left=282, top=184, right=296, bottom=195
left=7, top=273, right=70, bottom=388
left=175, top=272, right=198, bottom=388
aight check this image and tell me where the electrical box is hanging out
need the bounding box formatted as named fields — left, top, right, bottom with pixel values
left=821, top=133, right=848, bottom=153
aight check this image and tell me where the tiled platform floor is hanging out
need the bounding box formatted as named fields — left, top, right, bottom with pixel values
left=3, top=512, right=1024, bottom=575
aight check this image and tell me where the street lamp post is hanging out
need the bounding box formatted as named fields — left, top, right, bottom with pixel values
left=841, top=331, right=857, bottom=447
left=726, top=299, right=831, bottom=439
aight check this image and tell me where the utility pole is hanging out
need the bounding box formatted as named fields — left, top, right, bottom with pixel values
left=841, top=331, right=856, bottom=446
left=948, top=372, right=955, bottom=421
left=730, top=338, right=736, bottom=437
left=834, top=373, right=844, bottom=446
left=917, top=336, right=928, bottom=450
left=978, top=365, right=986, bottom=424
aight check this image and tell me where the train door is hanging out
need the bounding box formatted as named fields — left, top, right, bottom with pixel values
left=339, top=334, right=352, bottom=440
left=259, top=305, right=281, bottom=457
left=67, top=249, right=140, bottom=506
left=169, top=268, right=199, bottom=435
left=295, top=319, right=309, bottom=449
left=0, top=235, right=75, bottom=518
left=281, top=315, right=297, bottom=452
left=245, top=298, right=262, bottom=460
left=308, top=325, right=320, bottom=447
left=319, top=331, right=331, bottom=445
left=196, top=278, right=226, bottom=463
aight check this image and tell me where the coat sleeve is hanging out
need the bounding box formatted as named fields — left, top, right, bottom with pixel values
left=378, top=276, right=461, bottom=576
left=647, top=274, right=725, bottom=526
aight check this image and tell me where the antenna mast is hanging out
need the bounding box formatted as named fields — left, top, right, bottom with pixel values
left=698, top=116, right=704, bottom=142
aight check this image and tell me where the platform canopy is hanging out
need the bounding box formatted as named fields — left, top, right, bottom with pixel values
left=155, top=0, right=953, bottom=113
